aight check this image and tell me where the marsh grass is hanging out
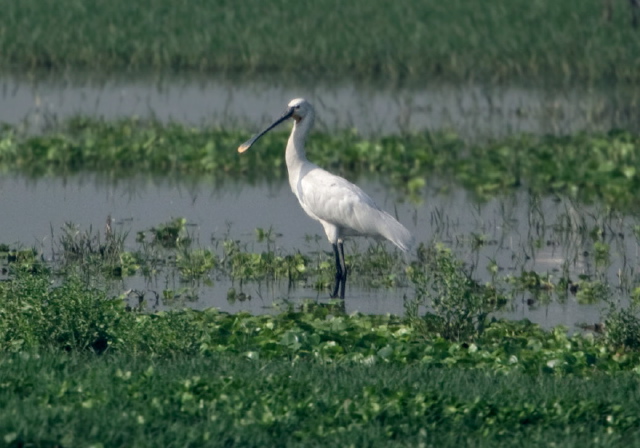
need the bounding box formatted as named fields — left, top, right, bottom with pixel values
left=2, top=213, right=635, bottom=319
left=18, top=217, right=414, bottom=302
left=4, top=0, right=640, bottom=83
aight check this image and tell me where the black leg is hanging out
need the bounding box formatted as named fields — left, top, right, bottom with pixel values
left=330, top=243, right=342, bottom=298
left=330, top=242, right=348, bottom=299
left=338, top=241, right=347, bottom=299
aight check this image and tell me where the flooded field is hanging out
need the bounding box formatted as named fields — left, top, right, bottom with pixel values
left=1, top=73, right=640, bottom=328
left=7, top=3, right=640, bottom=444
left=1, top=172, right=637, bottom=327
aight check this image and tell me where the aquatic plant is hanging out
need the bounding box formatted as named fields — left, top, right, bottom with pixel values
left=176, top=248, right=216, bottom=281
left=408, top=243, right=508, bottom=340
left=605, top=305, right=640, bottom=349
left=0, top=267, right=636, bottom=372
left=2, top=120, right=640, bottom=210
left=148, top=217, right=189, bottom=249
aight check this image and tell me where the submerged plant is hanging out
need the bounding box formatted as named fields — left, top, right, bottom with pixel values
left=575, top=279, right=609, bottom=305
left=149, top=217, right=189, bottom=249
left=176, top=248, right=216, bottom=281
left=56, top=220, right=135, bottom=279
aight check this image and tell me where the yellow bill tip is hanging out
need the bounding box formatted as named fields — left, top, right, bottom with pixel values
left=238, top=143, right=251, bottom=153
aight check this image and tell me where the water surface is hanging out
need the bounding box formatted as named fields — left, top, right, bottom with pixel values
left=3, top=72, right=640, bottom=139
left=2, top=72, right=639, bottom=326
left=1, top=174, right=636, bottom=327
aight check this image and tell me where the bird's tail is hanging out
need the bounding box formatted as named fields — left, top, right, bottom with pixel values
left=378, top=211, right=414, bottom=252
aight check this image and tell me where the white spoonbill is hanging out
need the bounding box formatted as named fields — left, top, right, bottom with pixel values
left=238, top=98, right=413, bottom=299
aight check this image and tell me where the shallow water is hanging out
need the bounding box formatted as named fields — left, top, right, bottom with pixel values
left=3, top=72, right=640, bottom=139
left=1, top=174, right=637, bottom=328
left=2, top=72, right=640, bottom=326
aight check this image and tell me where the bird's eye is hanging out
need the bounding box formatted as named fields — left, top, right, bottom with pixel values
left=294, top=105, right=301, bottom=109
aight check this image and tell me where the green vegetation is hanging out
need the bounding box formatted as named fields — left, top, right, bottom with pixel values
left=3, top=213, right=632, bottom=317
left=2, top=119, right=640, bottom=209
left=1, top=195, right=639, bottom=446
left=408, top=244, right=507, bottom=341
left=4, top=352, right=640, bottom=447
left=0, top=264, right=637, bottom=370
left=4, top=0, right=640, bottom=444
left=2, top=266, right=640, bottom=445
left=3, top=0, right=640, bottom=83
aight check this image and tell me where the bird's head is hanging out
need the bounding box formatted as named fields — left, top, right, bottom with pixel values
left=238, top=98, right=313, bottom=153
left=288, top=98, right=312, bottom=123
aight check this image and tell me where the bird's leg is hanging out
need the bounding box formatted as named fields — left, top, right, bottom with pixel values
left=330, top=243, right=342, bottom=298
left=338, top=241, right=347, bottom=299
left=330, top=242, right=348, bottom=299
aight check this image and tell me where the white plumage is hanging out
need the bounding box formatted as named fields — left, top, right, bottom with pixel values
left=238, top=98, right=413, bottom=298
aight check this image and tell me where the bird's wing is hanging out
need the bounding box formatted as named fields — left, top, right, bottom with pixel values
left=296, top=168, right=386, bottom=234
left=295, top=167, right=413, bottom=251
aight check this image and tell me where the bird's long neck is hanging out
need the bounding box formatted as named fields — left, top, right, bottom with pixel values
left=285, top=113, right=315, bottom=172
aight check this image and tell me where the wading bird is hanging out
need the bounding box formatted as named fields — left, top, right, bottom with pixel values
left=238, top=98, right=413, bottom=299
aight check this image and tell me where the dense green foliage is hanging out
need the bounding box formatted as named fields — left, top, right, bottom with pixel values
left=1, top=269, right=640, bottom=445
left=3, top=352, right=640, bottom=447
left=2, top=119, right=640, bottom=209
left=3, top=0, right=640, bottom=83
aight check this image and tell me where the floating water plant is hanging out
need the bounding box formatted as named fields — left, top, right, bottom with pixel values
left=2, top=120, right=640, bottom=210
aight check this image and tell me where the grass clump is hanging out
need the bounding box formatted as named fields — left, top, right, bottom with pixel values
left=605, top=306, right=640, bottom=350
left=408, top=243, right=507, bottom=340
left=0, top=272, right=129, bottom=353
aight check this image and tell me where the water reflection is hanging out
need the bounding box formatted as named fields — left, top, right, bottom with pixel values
left=3, top=72, right=640, bottom=139
left=1, top=174, right=638, bottom=328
